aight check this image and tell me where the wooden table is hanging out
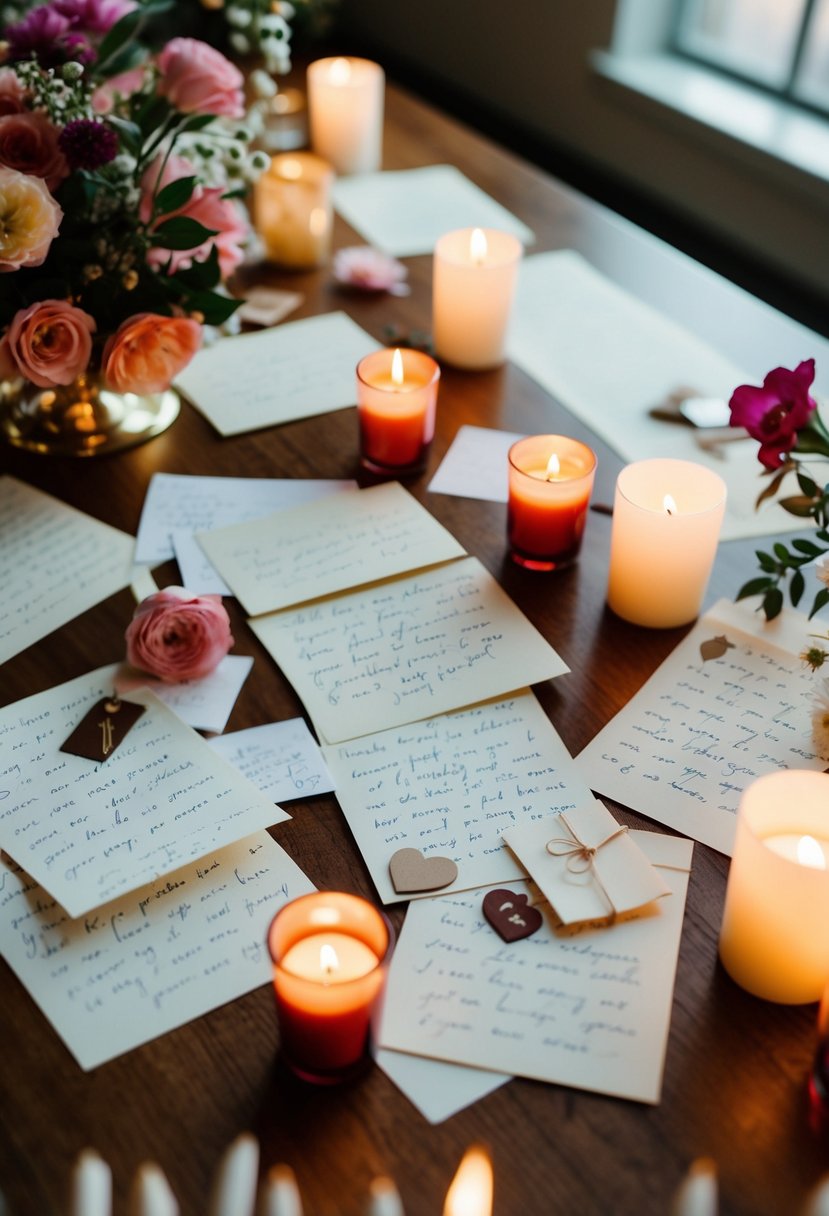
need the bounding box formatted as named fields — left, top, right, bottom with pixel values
left=1, top=76, right=828, bottom=1216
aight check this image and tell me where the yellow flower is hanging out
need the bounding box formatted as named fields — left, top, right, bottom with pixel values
left=0, top=166, right=62, bottom=272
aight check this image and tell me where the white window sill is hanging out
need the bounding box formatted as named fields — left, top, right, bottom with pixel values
left=592, top=49, right=829, bottom=208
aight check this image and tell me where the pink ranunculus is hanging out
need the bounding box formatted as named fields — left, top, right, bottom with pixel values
left=156, top=38, right=244, bottom=118
left=0, top=69, right=28, bottom=117
left=729, top=358, right=818, bottom=470
left=3, top=299, right=95, bottom=387
left=101, top=312, right=202, bottom=394
left=125, top=586, right=233, bottom=683
left=92, top=64, right=147, bottom=114
left=0, top=111, right=69, bottom=192
left=52, top=0, right=136, bottom=33
left=141, top=153, right=248, bottom=278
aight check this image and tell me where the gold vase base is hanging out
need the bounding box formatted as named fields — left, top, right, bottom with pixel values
left=0, top=376, right=180, bottom=457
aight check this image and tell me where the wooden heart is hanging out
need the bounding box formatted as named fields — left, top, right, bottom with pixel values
left=482, top=889, right=543, bottom=942
left=389, top=847, right=458, bottom=894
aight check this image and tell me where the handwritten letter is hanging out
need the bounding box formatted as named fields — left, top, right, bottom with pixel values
left=208, top=719, right=334, bottom=802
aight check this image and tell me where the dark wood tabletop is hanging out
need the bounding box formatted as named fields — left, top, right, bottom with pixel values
left=1, top=74, right=827, bottom=1216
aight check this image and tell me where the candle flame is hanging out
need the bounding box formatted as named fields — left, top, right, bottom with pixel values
left=797, top=834, right=826, bottom=870
left=470, top=227, right=488, bottom=265
left=443, top=1146, right=493, bottom=1216
left=391, top=348, right=405, bottom=386
left=309, top=207, right=328, bottom=236
left=329, top=57, right=352, bottom=85
left=545, top=453, right=560, bottom=479
left=319, top=943, right=339, bottom=975
left=663, top=494, right=677, bottom=516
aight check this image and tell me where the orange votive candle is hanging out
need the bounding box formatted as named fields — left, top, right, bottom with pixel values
left=356, top=347, right=440, bottom=475
left=507, top=434, right=597, bottom=570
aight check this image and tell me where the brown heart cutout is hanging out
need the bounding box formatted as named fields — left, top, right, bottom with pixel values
left=482, top=889, right=543, bottom=942
left=389, top=847, right=458, bottom=894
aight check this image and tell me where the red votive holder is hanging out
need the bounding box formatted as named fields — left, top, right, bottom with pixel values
left=356, top=347, right=440, bottom=476
left=507, top=434, right=597, bottom=570
left=267, top=891, right=393, bottom=1085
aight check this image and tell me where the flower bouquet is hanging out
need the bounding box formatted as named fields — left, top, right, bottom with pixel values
left=0, top=0, right=267, bottom=454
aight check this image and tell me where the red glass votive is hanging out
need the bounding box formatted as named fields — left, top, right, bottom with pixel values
left=356, top=348, right=440, bottom=476
left=267, top=891, right=393, bottom=1085
left=507, top=434, right=597, bottom=570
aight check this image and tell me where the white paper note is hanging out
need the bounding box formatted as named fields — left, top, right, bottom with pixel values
left=251, top=557, right=569, bottom=744
left=332, top=165, right=535, bottom=257
left=0, top=476, right=135, bottom=666
left=199, top=482, right=467, bottom=616
left=323, top=692, right=592, bottom=904
left=0, top=834, right=313, bottom=1069
left=577, top=598, right=825, bottom=855
left=208, top=719, right=334, bottom=802
left=507, top=250, right=807, bottom=541
left=428, top=425, right=524, bottom=502
left=175, top=312, right=381, bottom=437
left=135, top=472, right=355, bottom=566
left=380, top=832, right=693, bottom=1105
left=375, top=1049, right=509, bottom=1124
left=0, top=665, right=290, bottom=917
left=114, top=655, right=254, bottom=734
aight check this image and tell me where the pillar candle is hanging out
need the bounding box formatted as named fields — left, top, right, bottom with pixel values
left=307, top=57, right=384, bottom=175
left=719, top=770, right=829, bottom=1004
left=507, top=434, right=596, bottom=570
left=433, top=227, right=522, bottom=369
left=254, top=152, right=334, bottom=270
left=268, top=891, right=392, bottom=1083
left=607, top=458, right=726, bottom=628
left=356, top=347, right=440, bottom=475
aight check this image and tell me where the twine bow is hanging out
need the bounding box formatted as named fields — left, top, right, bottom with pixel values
left=545, top=812, right=629, bottom=920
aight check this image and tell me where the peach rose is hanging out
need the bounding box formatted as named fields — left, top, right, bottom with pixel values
left=0, top=68, right=27, bottom=117
left=0, top=166, right=63, bottom=270
left=2, top=299, right=96, bottom=387
left=125, top=586, right=233, bottom=682
left=0, top=111, right=69, bottom=192
left=101, top=312, right=202, bottom=393
left=141, top=153, right=248, bottom=278
left=156, top=38, right=244, bottom=118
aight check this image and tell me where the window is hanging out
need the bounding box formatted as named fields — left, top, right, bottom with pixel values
left=674, top=0, right=829, bottom=113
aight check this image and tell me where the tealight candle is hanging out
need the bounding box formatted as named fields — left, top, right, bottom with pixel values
left=356, top=347, right=440, bottom=475
left=433, top=227, right=522, bottom=369
left=268, top=891, right=392, bottom=1083
left=254, top=152, right=334, bottom=270
left=607, top=458, right=726, bottom=628
left=507, top=434, right=597, bottom=570
left=443, top=1146, right=493, bottom=1216
left=307, top=57, right=384, bottom=175
left=719, top=770, right=829, bottom=1003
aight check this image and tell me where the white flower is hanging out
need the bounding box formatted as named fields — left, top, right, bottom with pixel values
left=229, top=30, right=251, bottom=53
left=816, top=554, right=829, bottom=587
left=812, top=676, right=829, bottom=761
left=250, top=69, right=278, bottom=100
left=226, top=4, right=252, bottom=27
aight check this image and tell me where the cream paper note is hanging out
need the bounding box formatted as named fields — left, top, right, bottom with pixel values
left=375, top=1049, right=509, bottom=1124
left=199, top=482, right=467, bottom=616
left=208, top=719, right=334, bottom=802
left=577, top=597, right=824, bottom=856
left=380, top=832, right=693, bottom=1105
left=114, top=654, right=254, bottom=733
left=323, top=691, right=592, bottom=904
left=427, top=425, right=523, bottom=502
left=0, top=665, right=289, bottom=917
left=174, top=312, right=381, bottom=437
left=250, top=557, right=569, bottom=744
left=0, top=476, right=135, bottom=666
left=0, top=833, right=314, bottom=1069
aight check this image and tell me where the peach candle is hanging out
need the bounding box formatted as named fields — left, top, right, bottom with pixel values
left=268, top=891, right=392, bottom=1083
left=307, top=56, right=384, bottom=175
left=433, top=227, right=522, bottom=369
left=356, top=347, right=440, bottom=475
left=607, top=458, right=726, bottom=628
left=507, top=434, right=597, bottom=570
left=719, top=771, right=829, bottom=1004
left=254, top=152, right=334, bottom=270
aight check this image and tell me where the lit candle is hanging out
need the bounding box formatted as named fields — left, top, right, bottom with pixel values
left=207, top=1135, right=259, bottom=1216
left=356, top=347, right=440, bottom=475
left=801, top=1175, right=829, bottom=1216
left=254, top=152, right=334, bottom=270
left=607, top=458, right=726, bottom=628
left=367, top=1177, right=406, bottom=1216
left=671, top=1158, right=718, bottom=1216
left=70, top=1150, right=112, bottom=1216
left=268, top=891, right=393, bottom=1083
left=261, top=1165, right=303, bottom=1216
left=433, top=227, right=522, bottom=369
left=507, top=434, right=597, bottom=570
left=307, top=57, right=384, bottom=175
left=129, top=1164, right=179, bottom=1216
left=719, top=770, right=829, bottom=1003
left=443, top=1146, right=493, bottom=1216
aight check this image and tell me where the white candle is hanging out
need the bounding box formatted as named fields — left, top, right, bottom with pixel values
left=719, top=770, right=829, bottom=1004
left=606, top=458, right=726, bottom=628
left=208, top=1135, right=259, bottom=1216
left=254, top=152, right=334, bottom=269
left=261, top=1165, right=303, bottom=1216
left=130, top=1164, right=179, bottom=1216
left=367, top=1177, right=406, bottom=1216
left=70, top=1150, right=111, bottom=1216
left=433, top=227, right=522, bottom=369
left=307, top=57, right=384, bottom=175
left=671, top=1158, right=718, bottom=1216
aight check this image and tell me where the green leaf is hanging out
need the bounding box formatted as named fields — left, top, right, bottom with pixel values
left=154, top=176, right=198, bottom=217
left=779, top=494, right=820, bottom=518
left=93, top=9, right=142, bottom=72
left=792, top=538, right=823, bottom=556
left=762, top=587, right=784, bottom=620
left=773, top=542, right=791, bottom=563
left=736, top=576, right=774, bottom=600
left=793, top=426, right=829, bottom=457
left=169, top=245, right=221, bottom=291
left=105, top=115, right=142, bottom=156
left=151, top=217, right=218, bottom=250
left=790, top=568, right=805, bottom=607
left=182, top=289, right=241, bottom=326
left=135, top=95, right=171, bottom=140
left=809, top=587, right=829, bottom=620
left=817, top=529, right=829, bottom=544
left=756, top=549, right=778, bottom=574
left=797, top=470, right=819, bottom=497
left=176, top=113, right=217, bottom=135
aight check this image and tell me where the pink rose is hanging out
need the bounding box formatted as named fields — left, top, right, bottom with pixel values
left=141, top=153, right=248, bottom=278
left=156, top=38, right=244, bottom=118
left=125, top=586, right=233, bottom=682
left=101, top=312, right=202, bottom=393
left=2, top=299, right=95, bottom=387
left=0, top=69, right=28, bottom=117
left=0, top=112, right=69, bottom=192
left=92, top=65, right=147, bottom=114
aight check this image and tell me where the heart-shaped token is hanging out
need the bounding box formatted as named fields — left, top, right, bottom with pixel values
left=389, top=847, right=458, bottom=894
left=482, top=889, right=543, bottom=942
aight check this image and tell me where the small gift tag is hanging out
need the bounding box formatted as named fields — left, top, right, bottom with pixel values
left=503, top=798, right=670, bottom=925
left=482, top=888, right=543, bottom=942
left=389, top=847, right=458, bottom=894
left=60, top=696, right=145, bottom=763
left=237, top=287, right=303, bottom=327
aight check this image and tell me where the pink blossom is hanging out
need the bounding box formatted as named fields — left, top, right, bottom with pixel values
left=141, top=154, right=248, bottom=278
left=333, top=246, right=410, bottom=295
left=156, top=38, right=244, bottom=119
left=92, top=65, right=147, bottom=114
left=0, top=69, right=28, bottom=118
left=2, top=299, right=95, bottom=387
left=0, top=111, right=69, bottom=192
left=729, top=359, right=818, bottom=469
left=125, top=586, right=233, bottom=683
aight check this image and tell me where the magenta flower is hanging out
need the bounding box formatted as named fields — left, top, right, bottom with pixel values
left=729, top=358, right=817, bottom=469
left=58, top=118, right=119, bottom=170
